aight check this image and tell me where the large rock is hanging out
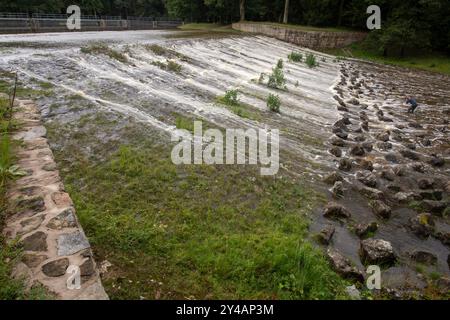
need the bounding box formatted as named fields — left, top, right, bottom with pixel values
left=360, top=239, right=396, bottom=266
left=330, top=136, right=346, bottom=147
left=15, top=196, right=46, bottom=216
left=370, top=200, right=392, bottom=219
left=327, top=249, right=364, bottom=282
left=329, top=146, right=342, bottom=158
left=400, top=149, right=420, bottom=161
left=356, top=171, right=377, bottom=188
left=42, top=258, right=69, bottom=277
left=385, top=153, right=400, bottom=164
left=350, top=145, right=365, bottom=156
left=359, top=159, right=374, bottom=171
left=360, top=187, right=384, bottom=200
left=323, top=202, right=351, bottom=219
left=410, top=162, right=426, bottom=173
left=418, top=179, right=434, bottom=190
left=376, top=132, right=390, bottom=142
left=355, top=222, right=379, bottom=238
left=338, top=158, right=353, bottom=171
left=331, top=181, right=344, bottom=199
left=394, top=192, right=420, bottom=203
left=421, top=200, right=447, bottom=216
left=380, top=168, right=396, bottom=181
left=409, top=213, right=434, bottom=238
left=47, top=208, right=77, bottom=230
left=316, top=225, right=335, bottom=245
left=429, top=156, right=445, bottom=167
left=323, top=172, right=343, bottom=185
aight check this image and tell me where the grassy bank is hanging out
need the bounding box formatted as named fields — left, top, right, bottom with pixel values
left=178, top=23, right=240, bottom=33
left=0, top=75, right=51, bottom=300
left=46, top=111, right=349, bottom=300
left=322, top=43, right=450, bottom=76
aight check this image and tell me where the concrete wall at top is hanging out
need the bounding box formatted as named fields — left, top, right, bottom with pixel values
left=232, top=22, right=367, bottom=49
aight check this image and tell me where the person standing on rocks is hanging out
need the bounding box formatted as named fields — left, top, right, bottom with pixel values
left=405, top=96, right=419, bottom=113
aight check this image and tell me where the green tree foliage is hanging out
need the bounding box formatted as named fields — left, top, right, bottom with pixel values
left=0, top=0, right=448, bottom=55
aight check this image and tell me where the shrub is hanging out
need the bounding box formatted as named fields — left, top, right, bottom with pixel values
left=167, top=60, right=182, bottom=73
left=305, top=53, right=318, bottom=68
left=267, top=94, right=281, bottom=113
left=223, top=89, right=239, bottom=106
left=80, top=43, right=128, bottom=63
left=268, top=67, right=286, bottom=89
left=288, top=52, right=303, bottom=62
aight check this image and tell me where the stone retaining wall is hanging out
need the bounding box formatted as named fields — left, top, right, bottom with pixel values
left=232, top=22, right=367, bottom=49
left=3, top=97, right=108, bottom=300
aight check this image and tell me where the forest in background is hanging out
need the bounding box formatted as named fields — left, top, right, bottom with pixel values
left=0, top=0, right=449, bottom=56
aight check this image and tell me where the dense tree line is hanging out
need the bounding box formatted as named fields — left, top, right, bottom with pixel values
left=0, top=0, right=449, bottom=55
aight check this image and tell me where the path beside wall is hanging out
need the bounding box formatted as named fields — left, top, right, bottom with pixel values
left=232, top=22, right=367, bottom=49
left=3, top=97, right=108, bottom=300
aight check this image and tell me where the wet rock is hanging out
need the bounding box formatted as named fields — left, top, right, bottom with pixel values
left=350, top=145, right=365, bottom=157
left=333, top=119, right=347, bottom=130
left=380, top=168, right=396, bottom=181
left=429, top=156, right=445, bottom=167
left=359, top=159, right=374, bottom=171
left=327, top=249, right=364, bottom=282
left=331, top=181, right=344, bottom=199
left=360, top=103, right=368, bottom=110
left=323, top=202, right=351, bottom=219
left=409, top=213, right=434, bottom=238
left=422, top=139, right=432, bottom=147
left=342, top=116, right=351, bottom=125
left=410, top=251, right=437, bottom=265
left=42, top=258, right=69, bottom=277
left=380, top=116, right=393, bottom=122
left=347, top=98, right=360, bottom=105
left=410, top=162, right=425, bottom=173
left=376, top=132, right=390, bottom=142
left=434, top=231, right=450, bottom=246
left=387, top=184, right=401, bottom=192
left=393, top=165, right=407, bottom=176
left=362, top=142, right=373, bottom=152
left=361, top=121, right=369, bottom=131
left=394, top=192, right=420, bottom=203
left=355, top=222, right=378, bottom=238
left=22, top=231, right=47, bottom=252
left=421, top=200, right=447, bottom=216
left=408, top=122, right=422, bottom=129
left=406, top=143, right=416, bottom=150
left=330, top=136, right=346, bottom=147
left=385, top=153, right=400, bottom=164
left=356, top=171, right=377, bottom=188
left=360, top=187, right=384, bottom=200
left=360, top=239, right=396, bottom=266
left=316, top=225, right=335, bottom=245
left=338, top=158, right=353, bottom=171
left=370, top=200, right=391, bottom=219
left=400, top=149, right=420, bottom=161
left=323, top=172, right=343, bottom=185
left=335, top=131, right=348, bottom=140
left=354, top=135, right=366, bottom=142
left=337, top=105, right=349, bottom=112
left=354, top=126, right=363, bottom=133
left=377, top=142, right=392, bottom=151
left=418, top=179, right=434, bottom=190
left=47, top=208, right=77, bottom=230
left=376, top=110, right=384, bottom=118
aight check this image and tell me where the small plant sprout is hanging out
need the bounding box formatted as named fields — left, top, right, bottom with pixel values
left=277, top=59, right=284, bottom=69
left=267, top=94, right=281, bottom=113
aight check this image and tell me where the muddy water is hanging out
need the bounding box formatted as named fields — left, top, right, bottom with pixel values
left=1, top=30, right=448, bottom=294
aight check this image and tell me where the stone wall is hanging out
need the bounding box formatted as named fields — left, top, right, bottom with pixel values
left=3, top=97, right=108, bottom=300
left=232, top=22, right=367, bottom=49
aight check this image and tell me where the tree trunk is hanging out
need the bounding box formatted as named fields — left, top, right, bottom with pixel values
left=337, top=0, right=345, bottom=26
left=239, top=0, right=245, bottom=22
left=283, top=0, right=290, bottom=24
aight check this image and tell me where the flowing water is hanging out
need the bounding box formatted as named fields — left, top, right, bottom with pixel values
left=1, top=30, right=449, bottom=295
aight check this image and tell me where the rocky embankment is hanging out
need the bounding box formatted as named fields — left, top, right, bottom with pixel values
left=3, top=98, right=108, bottom=300
left=317, top=61, right=450, bottom=297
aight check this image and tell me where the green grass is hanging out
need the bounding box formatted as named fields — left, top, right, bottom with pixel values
left=45, top=113, right=348, bottom=299
left=267, top=93, right=281, bottom=113
left=322, top=42, right=450, bottom=75
left=215, top=90, right=261, bottom=121
left=178, top=23, right=240, bottom=33
left=81, top=43, right=128, bottom=64
left=151, top=60, right=183, bottom=73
